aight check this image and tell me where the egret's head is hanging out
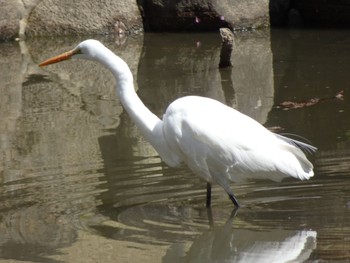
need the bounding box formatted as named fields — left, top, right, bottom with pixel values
left=39, top=39, right=104, bottom=67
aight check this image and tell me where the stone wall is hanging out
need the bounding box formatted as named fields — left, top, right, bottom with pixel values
left=0, top=0, right=143, bottom=40
left=4, top=0, right=350, bottom=40
left=26, top=0, right=143, bottom=37
left=141, top=0, right=269, bottom=31
left=0, top=0, right=269, bottom=40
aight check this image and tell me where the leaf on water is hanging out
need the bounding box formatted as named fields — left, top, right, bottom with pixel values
left=335, top=90, right=344, bottom=100
left=278, top=90, right=344, bottom=110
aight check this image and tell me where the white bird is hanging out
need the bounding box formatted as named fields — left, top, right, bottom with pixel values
left=39, top=39, right=316, bottom=208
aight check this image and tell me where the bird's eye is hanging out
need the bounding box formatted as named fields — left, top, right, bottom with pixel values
left=73, top=48, right=82, bottom=55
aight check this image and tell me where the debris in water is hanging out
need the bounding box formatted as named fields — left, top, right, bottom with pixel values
left=278, top=90, right=344, bottom=110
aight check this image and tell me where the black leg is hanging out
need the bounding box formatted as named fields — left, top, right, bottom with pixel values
left=206, top=206, right=214, bottom=227
left=228, top=193, right=240, bottom=208
left=229, top=206, right=239, bottom=219
left=206, top=182, right=212, bottom=207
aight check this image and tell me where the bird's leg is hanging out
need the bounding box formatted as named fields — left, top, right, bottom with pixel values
left=206, top=206, right=214, bottom=227
left=229, top=206, right=239, bottom=219
left=206, top=182, right=212, bottom=207
left=228, top=193, right=240, bottom=208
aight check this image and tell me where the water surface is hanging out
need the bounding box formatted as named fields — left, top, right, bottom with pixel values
left=0, top=29, right=349, bottom=262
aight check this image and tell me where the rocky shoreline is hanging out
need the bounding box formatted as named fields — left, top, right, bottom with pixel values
left=2, top=0, right=350, bottom=41
left=1, top=0, right=269, bottom=40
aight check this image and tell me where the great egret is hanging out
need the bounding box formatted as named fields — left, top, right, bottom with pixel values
left=39, top=39, right=316, bottom=208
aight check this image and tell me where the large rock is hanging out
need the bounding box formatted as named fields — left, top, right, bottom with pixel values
left=0, top=0, right=270, bottom=39
left=0, top=0, right=143, bottom=40
left=142, top=0, right=270, bottom=31
left=0, top=0, right=24, bottom=40
left=25, top=0, right=143, bottom=36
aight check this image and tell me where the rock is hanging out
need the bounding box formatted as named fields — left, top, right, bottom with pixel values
left=142, top=0, right=269, bottom=31
left=1, top=0, right=270, bottom=39
left=219, top=28, right=234, bottom=68
left=25, top=0, right=143, bottom=36
left=0, top=0, right=25, bottom=40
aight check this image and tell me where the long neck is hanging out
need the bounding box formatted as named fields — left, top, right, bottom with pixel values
left=94, top=46, right=182, bottom=167
left=97, top=48, right=161, bottom=145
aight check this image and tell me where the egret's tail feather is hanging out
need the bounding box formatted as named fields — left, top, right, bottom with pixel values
left=276, top=133, right=317, bottom=154
left=274, top=133, right=316, bottom=180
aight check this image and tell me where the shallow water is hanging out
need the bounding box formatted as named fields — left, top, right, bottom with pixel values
left=0, top=29, right=350, bottom=262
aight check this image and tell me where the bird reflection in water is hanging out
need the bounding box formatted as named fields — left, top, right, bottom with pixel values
left=163, top=208, right=316, bottom=263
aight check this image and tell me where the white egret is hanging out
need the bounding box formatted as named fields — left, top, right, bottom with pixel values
left=39, top=40, right=316, bottom=208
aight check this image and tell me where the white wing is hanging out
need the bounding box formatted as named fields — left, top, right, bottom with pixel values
left=162, top=96, right=314, bottom=190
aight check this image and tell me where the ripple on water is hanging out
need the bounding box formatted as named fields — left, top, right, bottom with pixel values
left=95, top=154, right=350, bottom=262
left=0, top=161, right=107, bottom=223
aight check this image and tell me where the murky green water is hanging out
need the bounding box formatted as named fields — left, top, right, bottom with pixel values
left=0, top=29, right=349, bottom=262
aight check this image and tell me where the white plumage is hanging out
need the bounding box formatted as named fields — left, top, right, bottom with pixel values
left=39, top=39, right=316, bottom=207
